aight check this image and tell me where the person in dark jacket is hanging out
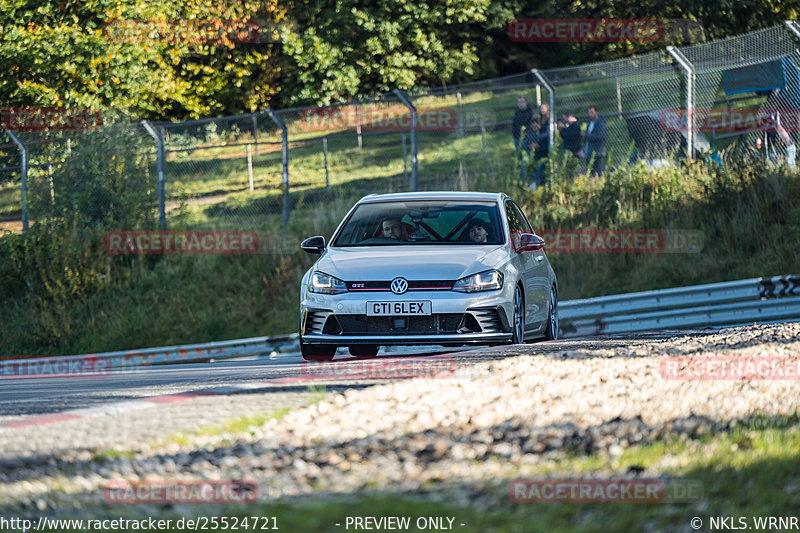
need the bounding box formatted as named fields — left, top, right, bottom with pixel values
left=512, top=95, right=533, bottom=153
left=585, top=105, right=607, bottom=175
left=523, top=116, right=549, bottom=187
left=558, top=111, right=583, bottom=157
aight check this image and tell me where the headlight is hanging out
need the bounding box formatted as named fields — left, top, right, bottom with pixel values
left=308, top=272, right=348, bottom=294
left=452, top=269, right=504, bottom=293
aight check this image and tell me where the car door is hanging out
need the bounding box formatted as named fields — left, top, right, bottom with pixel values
left=507, top=201, right=549, bottom=331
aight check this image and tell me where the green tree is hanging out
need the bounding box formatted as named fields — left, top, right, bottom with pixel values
left=0, top=0, right=285, bottom=119
left=475, top=0, right=799, bottom=77
left=281, top=0, right=492, bottom=105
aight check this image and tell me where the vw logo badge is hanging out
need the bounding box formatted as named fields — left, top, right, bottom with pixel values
left=390, top=277, right=408, bottom=294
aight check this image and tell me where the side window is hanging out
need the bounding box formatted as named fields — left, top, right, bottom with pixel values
left=505, top=201, right=523, bottom=249
left=511, top=202, right=533, bottom=233
left=505, top=201, right=523, bottom=233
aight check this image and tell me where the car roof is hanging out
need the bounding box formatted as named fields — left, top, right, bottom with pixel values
left=357, top=191, right=506, bottom=204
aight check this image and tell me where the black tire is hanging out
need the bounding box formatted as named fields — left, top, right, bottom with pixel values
left=300, top=341, right=336, bottom=362
left=348, top=345, right=380, bottom=358
left=544, top=286, right=559, bottom=340
left=511, top=284, right=525, bottom=344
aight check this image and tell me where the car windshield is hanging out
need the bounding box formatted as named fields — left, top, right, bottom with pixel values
left=332, top=200, right=505, bottom=246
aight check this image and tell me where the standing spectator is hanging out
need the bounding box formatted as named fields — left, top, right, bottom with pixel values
left=764, top=90, right=797, bottom=171
left=512, top=96, right=533, bottom=153
left=538, top=103, right=550, bottom=134
left=585, top=105, right=607, bottom=175
left=558, top=111, right=583, bottom=157
left=523, top=116, right=549, bottom=188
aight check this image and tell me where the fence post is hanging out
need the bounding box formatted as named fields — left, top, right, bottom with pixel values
left=323, top=137, right=329, bottom=188
left=481, top=121, right=488, bottom=178
left=6, top=130, right=28, bottom=233
left=48, top=163, right=54, bottom=204
left=401, top=132, right=408, bottom=183
left=393, top=89, right=417, bottom=191
left=268, top=110, right=291, bottom=228
left=247, top=144, right=254, bottom=191
left=457, top=91, right=464, bottom=139
left=785, top=20, right=800, bottom=40
left=251, top=114, right=259, bottom=156
left=141, top=121, right=167, bottom=230
left=531, top=69, right=556, bottom=150
left=667, top=46, right=695, bottom=160
left=354, top=102, right=363, bottom=149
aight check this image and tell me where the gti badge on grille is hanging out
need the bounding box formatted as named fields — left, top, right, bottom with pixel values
left=390, top=277, right=408, bottom=294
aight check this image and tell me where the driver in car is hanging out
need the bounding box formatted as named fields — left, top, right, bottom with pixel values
left=467, top=220, right=491, bottom=243
left=382, top=218, right=407, bottom=240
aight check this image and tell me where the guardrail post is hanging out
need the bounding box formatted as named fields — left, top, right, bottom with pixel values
left=6, top=130, right=29, bottom=233
left=531, top=69, right=555, bottom=149
left=667, top=46, right=696, bottom=161
left=141, top=121, right=167, bottom=230
left=393, top=89, right=418, bottom=191
left=268, top=110, right=291, bottom=228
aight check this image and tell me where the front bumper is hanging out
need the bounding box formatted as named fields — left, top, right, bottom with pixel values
left=300, top=288, right=514, bottom=345
left=301, top=332, right=512, bottom=345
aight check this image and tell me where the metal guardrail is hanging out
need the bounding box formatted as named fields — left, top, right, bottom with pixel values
left=0, top=334, right=300, bottom=376
left=3, top=276, right=798, bottom=374
left=559, top=275, right=800, bottom=337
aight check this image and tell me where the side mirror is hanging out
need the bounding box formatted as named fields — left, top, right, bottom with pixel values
left=300, top=236, right=326, bottom=254
left=518, top=233, right=545, bottom=252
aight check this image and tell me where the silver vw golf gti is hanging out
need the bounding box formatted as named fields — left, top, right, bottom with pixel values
left=298, top=192, right=558, bottom=361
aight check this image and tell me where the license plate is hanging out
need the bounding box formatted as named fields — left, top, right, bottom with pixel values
left=366, top=301, right=432, bottom=316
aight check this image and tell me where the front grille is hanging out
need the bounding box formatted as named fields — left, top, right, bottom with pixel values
left=346, top=280, right=455, bottom=291
left=333, top=314, right=465, bottom=335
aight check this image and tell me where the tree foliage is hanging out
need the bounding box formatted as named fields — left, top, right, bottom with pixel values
left=0, top=0, right=797, bottom=117
left=0, top=0, right=285, bottom=119
left=280, top=0, right=492, bottom=105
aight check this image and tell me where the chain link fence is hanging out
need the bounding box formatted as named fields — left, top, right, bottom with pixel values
left=2, top=23, right=800, bottom=235
left=680, top=24, right=800, bottom=165
left=545, top=51, right=686, bottom=168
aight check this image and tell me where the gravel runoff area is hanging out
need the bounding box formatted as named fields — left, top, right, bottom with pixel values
left=2, top=323, right=800, bottom=515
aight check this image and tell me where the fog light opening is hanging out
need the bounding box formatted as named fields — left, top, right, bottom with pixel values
left=391, top=317, right=409, bottom=330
